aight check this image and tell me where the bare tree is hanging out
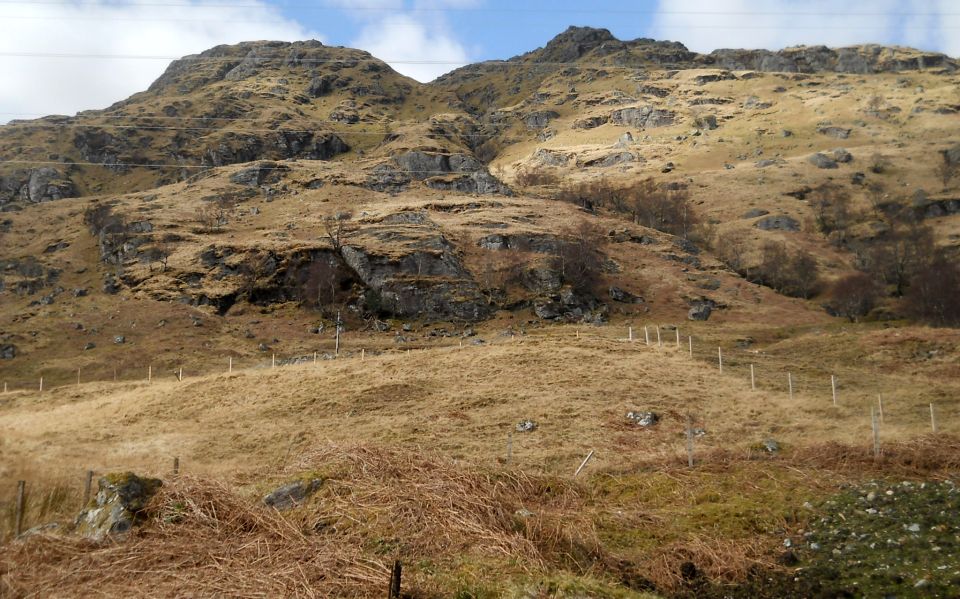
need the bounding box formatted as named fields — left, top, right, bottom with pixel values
left=826, top=273, right=881, bottom=322
left=323, top=211, right=354, bottom=251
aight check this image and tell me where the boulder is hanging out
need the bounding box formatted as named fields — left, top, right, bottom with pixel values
left=809, top=153, right=838, bottom=169
left=532, top=148, right=573, bottom=167
left=230, top=161, right=289, bottom=187
left=688, top=302, right=713, bottom=321
left=817, top=126, right=851, bottom=139
left=263, top=478, right=323, bottom=511
left=755, top=215, right=800, bottom=232
left=0, top=344, right=16, bottom=360
left=19, top=168, right=76, bottom=204
left=75, top=473, right=162, bottom=540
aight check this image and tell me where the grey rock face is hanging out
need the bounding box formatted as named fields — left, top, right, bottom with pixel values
left=393, top=151, right=480, bottom=180
left=230, top=161, right=290, bottom=186
left=610, top=106, right=675, bottom=128
left=524, top=110, right=560, bottom=130
left=263, top=478, right=323, bottom=511
left=755, top=215, right=800, bottom=231
left=425, top=172, right=511, bottom=195
left=809, top=153, right=839, bottom=169
left=19, top=168, right=76, bottom=204
left=532, top=148, right=573, bottom=166
left=75, top=473, right=163, bottom=540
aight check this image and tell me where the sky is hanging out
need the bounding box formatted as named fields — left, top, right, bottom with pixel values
left=0, top=0, right=958, bottom=119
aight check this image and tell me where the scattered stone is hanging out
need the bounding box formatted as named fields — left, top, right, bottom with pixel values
left=263, top=478, right=323, bottom=511
left=75, top=473, right=163, bottom=540
left=762, top=439, right=780, bottom=453
left=0, top=344, right=16, bottom=360
left=608, top=286, right=644, bottom=304
left=516, top=420, right=538, bottom=433
left=743, top=208, right=770, bottom=219
left=626, top=411, right=659, bottom=427
left=83, top=342, right=96, bottom=351
left=114, top=335, right=125, bottom=344
left=258, top=342, right=270, bottom=352
left=833, top=148, right=853, bottom=163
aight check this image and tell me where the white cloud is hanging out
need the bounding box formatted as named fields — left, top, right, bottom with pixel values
left=330, top=0, right=475, bottom=80
left=0, top=1, right=321, bottom=119
left=353, top=13, right=470, bottom=81
left=648, top=0, right=958, bottom=57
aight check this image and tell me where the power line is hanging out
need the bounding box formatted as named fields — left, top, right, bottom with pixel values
left=0, top=1, right=957, bottom=17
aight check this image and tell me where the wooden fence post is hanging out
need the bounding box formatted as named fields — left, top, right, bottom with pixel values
left=871, top=407, right=880, bottom=458
left=228, top=357, right=233, bottom=373
left=628, top=327, right=633, bottom=342
left=750, top=364, right=755, bottom=390
left=387, top=560, right=402, bottom=598
left=717, top=347, right=723, bottom=374
left=39, top=377, right=43, bottom=392
left=148, top=365, right=152, bottom=383
left=77, top=368, right=81, bottom=386
left=675, top=327, right=680, bottom=348
left=788, top=373, right=794, bottom=400
left=15, top=480, right=25, bottom=537
left=688, top=336, right=692, bottom=357
left=644, top=326, right=650, bottom=346
left=173, top=457, right=180, bottom=476
left=930, top=403, right=937, bottom=433
left=656, top=327, right=662, bottom=348
left=82, top=470, right=94, bottom=508
left=831, top=375, right=837, bottom=406
left=178, top=367, right=183, bottom=382
left=272, top=354, right=276, bottom=369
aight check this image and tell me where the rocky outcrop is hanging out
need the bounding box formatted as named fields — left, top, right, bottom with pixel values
left=340, top=243, right=490, bottom=321
left=425, top=171, right=511, bottom=195
left=230, top=161, right=290, bottom=186
left=707, top=45, right=955, bottom=74
left=688, top=302, right=713, bottom=321
left=755, top=215, right=800, bottom=232
left=75, top=473, right=162, bottom=540
left=393, top=151, right=480, bottom=180
left=0, top=168, right=76, bottom=206
left=809, top=153, right=839, bottom=169
left=610, top=106, right=675, bottom=128
left=524, top=110, right=559, bottom=130
left=202, top=131, right=349, bottom=166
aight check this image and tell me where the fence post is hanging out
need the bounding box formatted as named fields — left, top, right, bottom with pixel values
left=15, top=480, right=25, bottom=537
left=831, top=375, right=837, bottom=406
left=387, top=560, right=402, bottom=599
left=335, top=311, right=341, bottom=356
left=930, top=403, right=937, bottom=433
left=686, top=415, right=695, bottom=468
left=628, top=327, right=633, bottom=342
left=148, top=365, right=152, bottom=383
left=644, top=326, right=649, bottom=346
left=750, top=364, right=755, bottom=390
left=173, top=456, right=180, bottom=476
left=688, top=336, right=692, bottom=357
left=872, top=407, right=880, bottom=458
left=878, top=394, right=884, bottom=424
left=272, top=354, right=276, bottom=369
left=718, top=347, right=723, bottom=373
left=82, top=470, right=94, bottom=508
left=656, top=327, right=662, bottom=348
left=39, top=377, right=43, bottom=392
left=178, top=367, right=183, bottom=382
left=675, top=327, right=680, bottom=348
left=228, top=357, right=233, bottom=373
left=362, top=348, right=366, bottom=361
left=788, top=373, right=794, bottom=400
left=77, top=368, right=81, bottom=386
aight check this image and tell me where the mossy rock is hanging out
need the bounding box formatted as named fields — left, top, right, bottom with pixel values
left=75, top=472, right=163, bottom=539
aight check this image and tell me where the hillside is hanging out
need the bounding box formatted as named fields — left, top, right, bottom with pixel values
left=1, top=26, right=960, bottom=598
